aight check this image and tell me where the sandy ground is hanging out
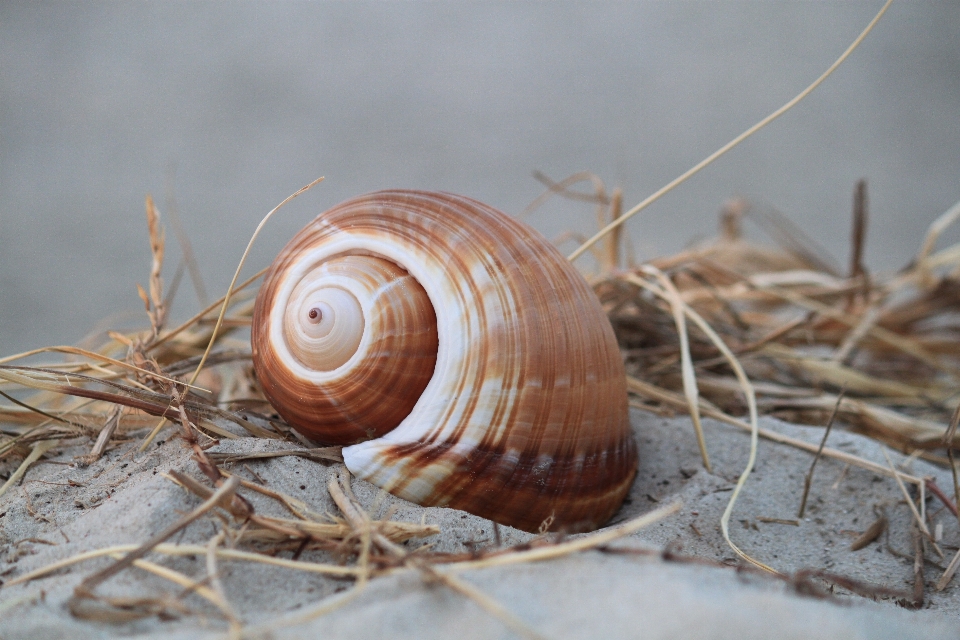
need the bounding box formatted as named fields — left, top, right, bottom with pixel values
left=0, top=409, right=957, bottom=639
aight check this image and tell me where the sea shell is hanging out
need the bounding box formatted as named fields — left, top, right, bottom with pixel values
left=252, top=190, right=637, bottom=532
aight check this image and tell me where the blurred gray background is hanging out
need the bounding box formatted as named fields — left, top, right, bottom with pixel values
left=2, top=1, right=958, bottom=356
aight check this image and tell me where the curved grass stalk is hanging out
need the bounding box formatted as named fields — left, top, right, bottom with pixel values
left=640, top=266, right=710, bottom=471
left=916, top=198, right=960, bottom=265
left=0, top=439, right=59, bottom=499
left=147, top=268, right=267, bottom=351
left=139, top=177, right=324, bottom=451
left=626, top=273, right=776, bottom=575
left=568, top=0, right=894, bottom=263
left=185, top=176, right=325, bottom=389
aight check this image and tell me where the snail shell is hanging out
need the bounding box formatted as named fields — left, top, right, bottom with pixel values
left=252, top=190, right=637, bottom=532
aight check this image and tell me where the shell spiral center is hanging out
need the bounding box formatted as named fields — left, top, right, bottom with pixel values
left=253, top=253, right=439, bottom=445
left=284, top=273, right=363, bottom=371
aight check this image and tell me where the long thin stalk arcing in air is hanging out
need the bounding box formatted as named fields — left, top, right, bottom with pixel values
left=139, top=177, right=324, bottom=450
left=567, top=0, right=894, bottom=263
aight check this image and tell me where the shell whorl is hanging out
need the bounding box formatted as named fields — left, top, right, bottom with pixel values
left=252, top=190, right=638, bottom=532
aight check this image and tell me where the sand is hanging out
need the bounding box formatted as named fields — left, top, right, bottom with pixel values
left=0, top=409, right=957, bottom=638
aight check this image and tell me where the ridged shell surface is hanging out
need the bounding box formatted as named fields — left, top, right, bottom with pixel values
left=252, top=190, right=637, bottom=532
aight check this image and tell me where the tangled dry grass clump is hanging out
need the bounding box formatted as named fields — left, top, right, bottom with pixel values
left=588, top=183, right=960, bottom=460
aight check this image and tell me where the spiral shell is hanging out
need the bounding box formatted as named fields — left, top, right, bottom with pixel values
left=252, top=190, right=637, bottom=532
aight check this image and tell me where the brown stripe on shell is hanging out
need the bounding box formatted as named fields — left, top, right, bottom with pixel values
left=378, top=430, right=638, bottom=533
left=253, top=190, right=638, bottom=532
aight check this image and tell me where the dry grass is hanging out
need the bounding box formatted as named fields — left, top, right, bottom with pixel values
left=594, top=194, right=960, bottom=457
left=4, top=177, right=958, bottom=630
left=4, top=169, right=960, bottom=630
